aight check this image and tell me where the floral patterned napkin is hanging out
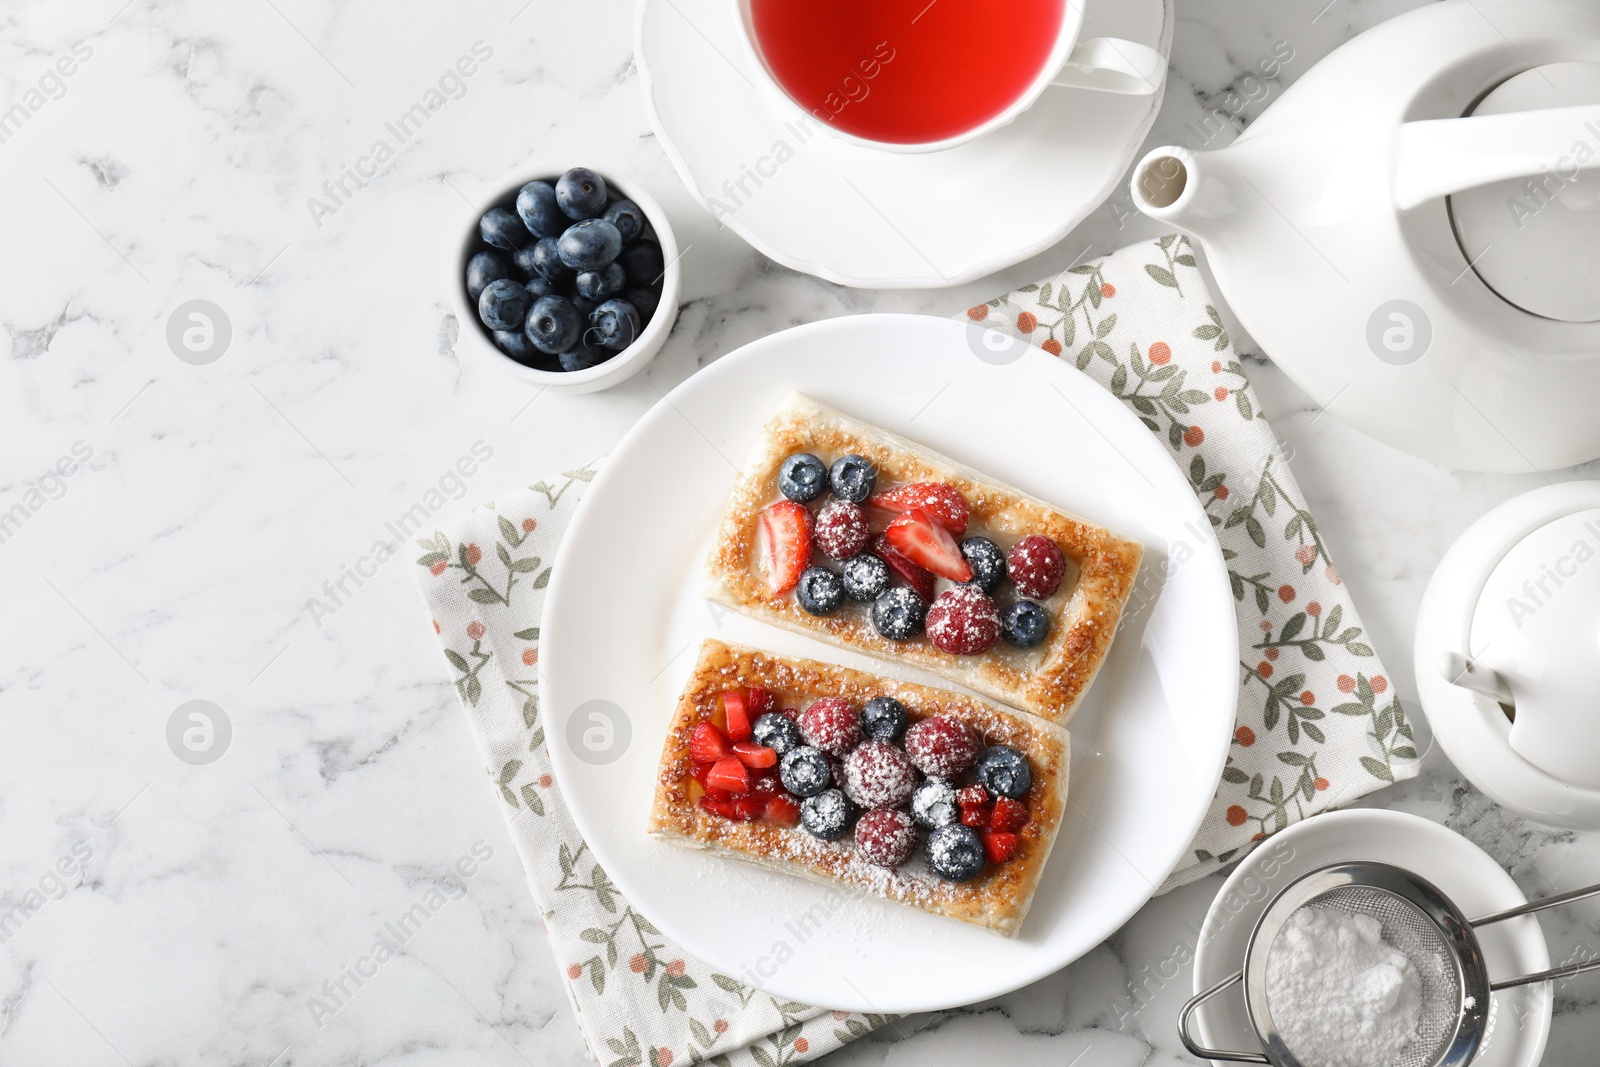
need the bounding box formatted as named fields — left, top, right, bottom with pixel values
left=961, top=234, right=1420, bottom=889
left=411, top=235, right=1420, bottom=1063
left=413, top=468, right=885, bottom=1067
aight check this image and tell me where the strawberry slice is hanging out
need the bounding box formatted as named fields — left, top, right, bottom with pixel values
left=868, top=482, right=969, bottom=535
left=982, top=830, right=1020, bottom=865
left=705, top=755, right=750, bottom=795
left=730, top=795, right=767, bottom=821
left=722, top=690, right=754, bottom=741
left=958, top=783, right=991, bottom=828
left=885, top=508, right=972, bottom=583
left=990, top=797, right=1029, bottom=833
left=699, top=795, right=739, bottom=819
left=871, top=533, right=936, bottom=601
left=689, top=722, right=731, bottom=764
left=744, top=687, right=775, bottom=718
left=762, top=794, right=801, bottom=827
left=759, top=500, right=813, bottom=595
left=732, top=741, right=777, bottom=769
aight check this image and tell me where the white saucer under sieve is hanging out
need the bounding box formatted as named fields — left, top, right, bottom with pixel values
left=1179, top=862, right=1600, bottom=1067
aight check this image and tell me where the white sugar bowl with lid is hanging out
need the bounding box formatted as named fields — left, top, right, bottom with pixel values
left=1415, top=482, right=1600, bottom=827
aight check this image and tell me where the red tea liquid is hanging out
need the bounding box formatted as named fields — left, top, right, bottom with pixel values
left=748, top=0, right=1067, bottom=145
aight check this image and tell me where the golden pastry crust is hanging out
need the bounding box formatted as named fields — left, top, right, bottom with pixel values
left=703, top=393, right=1143, bottom=724
left=647, top=640, right=1070, bottom=937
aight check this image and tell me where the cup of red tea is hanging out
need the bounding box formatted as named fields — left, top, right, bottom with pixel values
left=733, top=0, right=1165, bottom=153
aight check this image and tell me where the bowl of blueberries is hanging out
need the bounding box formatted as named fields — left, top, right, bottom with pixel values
left=457, top=165, right=679, bottom=392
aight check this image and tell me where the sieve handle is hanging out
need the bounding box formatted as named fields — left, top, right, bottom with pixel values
left=1490, top=956, right=1600, bottom=992
left=1177, top=970, right=1271, bottom=1064
left=1474, top=880, right=1600, bottom=991
left=1472, top=881, right=1600, bottom=927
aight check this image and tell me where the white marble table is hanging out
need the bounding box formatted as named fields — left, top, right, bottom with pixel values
left=2, top=1, right=1597, bottom=1064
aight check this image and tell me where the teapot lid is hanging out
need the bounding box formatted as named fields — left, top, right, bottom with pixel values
left=1469, top=506, right=1600, bottom=787
left=1451, top=62, right=1600, bottom=323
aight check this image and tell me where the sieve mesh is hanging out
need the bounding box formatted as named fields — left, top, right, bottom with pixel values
left=1267, top=886, right=1463, bottom=1067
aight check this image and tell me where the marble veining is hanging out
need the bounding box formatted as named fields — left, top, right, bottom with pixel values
left=1, top=0, right=1598, bottom=1064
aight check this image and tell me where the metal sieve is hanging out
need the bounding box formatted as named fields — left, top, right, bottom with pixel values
left=1179, top=861, right=1600, bottom=1067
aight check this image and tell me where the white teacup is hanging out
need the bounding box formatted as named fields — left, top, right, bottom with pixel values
left=731, top=0, right=1166, bottom=154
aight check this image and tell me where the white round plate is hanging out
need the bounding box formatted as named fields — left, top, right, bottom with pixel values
left=542, top=314, right=1236, bottom=1012
left=1191, top=809, right=1551, bottom=1067
left=633, top=0, right=1171, bottom=288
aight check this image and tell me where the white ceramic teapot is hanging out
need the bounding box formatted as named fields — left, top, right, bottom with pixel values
left=1130, top=0, right=1600, bottom=473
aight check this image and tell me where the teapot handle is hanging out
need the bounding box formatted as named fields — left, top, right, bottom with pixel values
left=1394, top=104, right=1600, bottom=210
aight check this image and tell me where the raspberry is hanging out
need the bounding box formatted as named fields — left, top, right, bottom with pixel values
left=904, top=716, right=980, bottom=778
left=1006, top=535, right=1067, bottom=599
left=854, top=808, right=917, bottom=868
left=798, top=697, right=862, bottom=757
left=925, top=587, right=1000, bottom=655
left=841, top=741, right=919, bottom=809
left=814, top=500, right=870, bottom=560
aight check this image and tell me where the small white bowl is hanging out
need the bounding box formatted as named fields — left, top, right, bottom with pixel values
left=453, top=167, right=680, bottom=394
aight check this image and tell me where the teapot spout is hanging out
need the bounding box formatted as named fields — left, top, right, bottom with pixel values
left=1129, top=146, right=1238, bottom=241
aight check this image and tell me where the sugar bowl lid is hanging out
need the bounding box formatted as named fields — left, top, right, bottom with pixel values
left=1451, top=62, right=1600, bottom=322
left=1415, top=482, right=1600, bottom=827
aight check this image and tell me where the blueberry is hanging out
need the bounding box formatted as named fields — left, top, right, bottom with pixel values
left=524, top=273, right=556, bottom=299
left=974, top=745, right=1032, bottom=800
left=926, top=824, right=985, bottom=881
left=796, top=566, right=845, bottom=616
left=525, top=295, right=582, bottom=355
left=511, top=244, right=539, bottom=278
left=466, top=251, right=509, bottom=300
left=860, top=696, right=908, bottom=742
left=778, top=453, right=826, bottom=502
left=1001, top=600, right=1051, bottom=648
left=559, top=340, right=612, bottom=372
left=800, top=788, right=854, bottom=841
left=478, top=279, right=531, bottom=331
left=531, top=238, right=574, bottom=284
left=911, top=778, right=959, bottom=830
left=752, top=712, right=802, bottom=756
left=779, top=745, right=831, bottom=798
left=575, top=262, right=626, bottom=301
left=828, top=454, right=877, bottom=503
left=603, top=198, right=647, bottom=243
left=872, top=586, right=926, bottom=640
left=961, top=537, right=1007, bottom=593
left=515, top=180, right=566, bottom=238
left=618, top=239, right=666, bottom=287
left=571, top=293, right=597, bottom=317
left=558, top=219, right=623, bottom=271
left=479, top=207, right=528, bottom=251
left=590, top=298, right=641, bottom=351
left=842, top=553, right=891, bottom=602
left=627, top=286, right=661, bottom=324
left=492, top=329, right=540, bottom=364
left=556, top=167, right=609, bottom=220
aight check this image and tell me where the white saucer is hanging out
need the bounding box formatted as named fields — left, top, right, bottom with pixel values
left=1191, top=809, right=1551, bottom=1067
left=541, top=314, right=1236, bottom=1012
left=634, top=0, right=1171, bottom=288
